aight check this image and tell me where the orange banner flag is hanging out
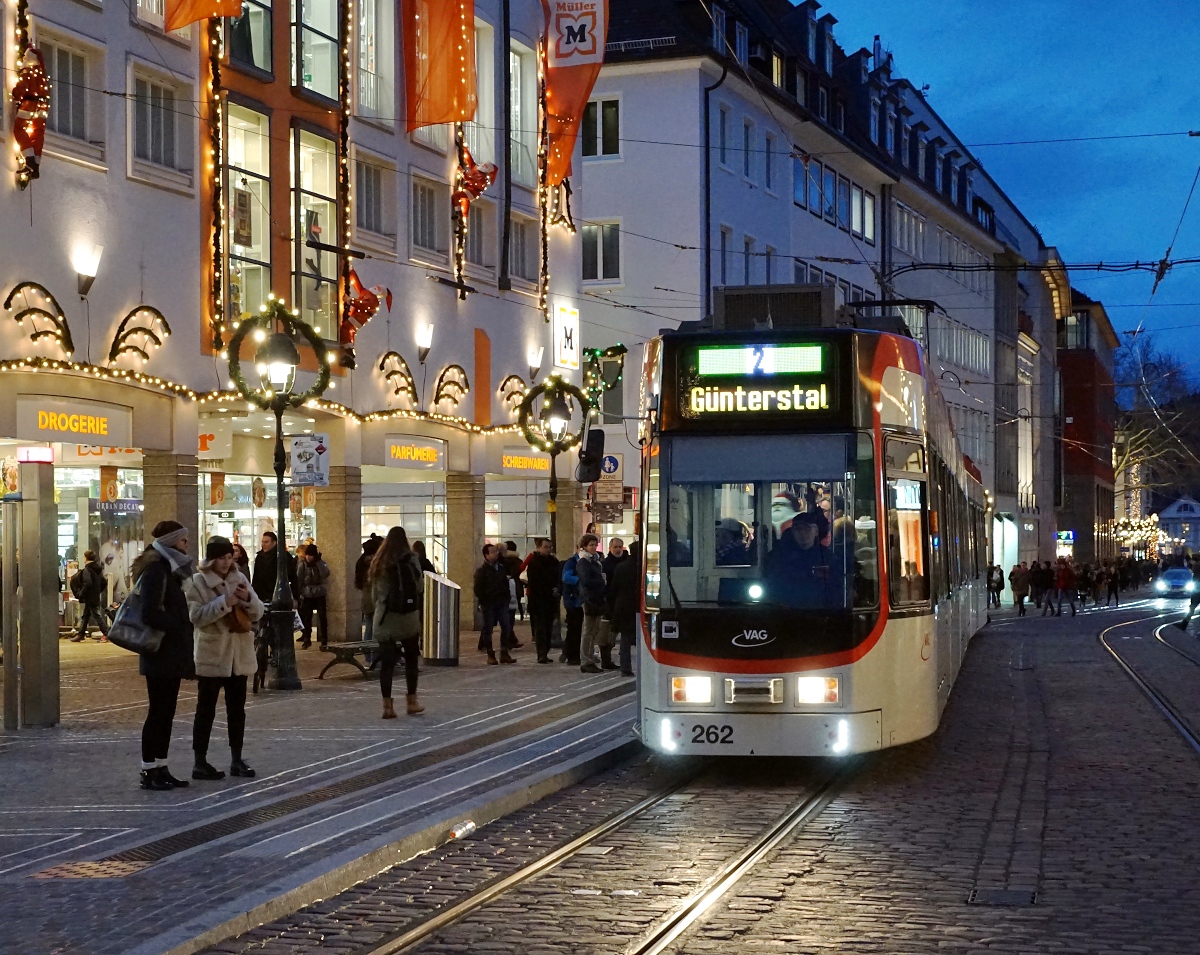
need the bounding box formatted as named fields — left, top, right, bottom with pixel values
left=405, top=0, right=477, bottom=132
left=541, top=0, right=608, bottom=186
left=164, top=0, right=242, bottom=34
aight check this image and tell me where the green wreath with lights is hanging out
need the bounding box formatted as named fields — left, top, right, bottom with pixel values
left=227, top=300, right=332, bottom=410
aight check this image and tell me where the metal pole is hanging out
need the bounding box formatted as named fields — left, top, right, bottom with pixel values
left=548, top=452, right=559, bottom=553
left=2, top=500, right=19, bottom=730
left=270, top=404, right=302, bottom=690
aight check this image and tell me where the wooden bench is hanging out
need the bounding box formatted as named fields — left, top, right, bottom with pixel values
left=317, top=641, right=381, bottom=680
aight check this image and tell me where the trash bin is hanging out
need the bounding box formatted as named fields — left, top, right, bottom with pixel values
left=422, top=571, right=461, bottom=665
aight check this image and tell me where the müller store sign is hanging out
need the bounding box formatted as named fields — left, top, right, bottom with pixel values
left=16, top=396, right=134, bottom=446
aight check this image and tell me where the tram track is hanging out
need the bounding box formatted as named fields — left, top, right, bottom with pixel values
left=1099, top=613, right=1200, bottom=756
left=361, top=759, right=861, bottom=955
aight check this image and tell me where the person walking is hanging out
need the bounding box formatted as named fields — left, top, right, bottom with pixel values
left=297, top=544, right=331, bottom=649
left=185, top=536, right=264, bottom=780
left=129, top=521, right=197, bottom=791
left=1009, top=562, right=1030, bottom=616
left=523, top=538, right=560, bottom=664
left=412, top=540, right=436, bottom=574
left=474, top=544, right=515, bottom=665
left=251, top=531, right=297, bottom=605
left=1105, top=561, right=1121, bottom=607
left=502, top=541, right=526, bottom=622
left=609, top=538, right=640, bottom=676
left=355, top=535, right=382, bottom=641
left=1055, top=559, right=1077, bottom=617
left=560, top=545, right=583, bottom=666
left=575, top=534, right=609, bottom=673
left=369, top=526, right=425, bottom=717
left=71, top=550, right=109, bottom=642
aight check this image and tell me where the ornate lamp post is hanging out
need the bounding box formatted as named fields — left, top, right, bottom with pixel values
left=518, top=375, right=588, bottom=548
left=226, top=297, right=330, bottom=689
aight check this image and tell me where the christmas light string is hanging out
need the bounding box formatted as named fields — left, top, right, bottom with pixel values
left=582, top=344, right=627, bottom=414
left=3, top=282, right=74, bottom=356
left=208, top=20, right=226, bottom=352
left=431, top=364, right=470, bottom=413
left=338, top=0, right=353, bottom=344
left=536, top=38, right=551, bottom=322
left=453, top=123, right=469, bottom=297
left=108, top=306, right=172, bottom=366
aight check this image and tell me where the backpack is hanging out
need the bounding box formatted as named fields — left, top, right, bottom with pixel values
left=70, top=567, right=92, bottom=601
left=384, top=556, right=420, bottom=617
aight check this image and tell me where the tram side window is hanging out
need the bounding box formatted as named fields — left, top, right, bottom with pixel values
left=667, top=484, right=695, bottom=567
left=886, top=442, right=928, bottom=607
left=645, top=440, right=661, bottom=609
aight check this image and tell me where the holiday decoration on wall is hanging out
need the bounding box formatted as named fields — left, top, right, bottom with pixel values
left=3, top=282, right=74, bottom=356
left=432, top=365, right=471, bottom=413
left=207, top=20, right=227, bottom=352
left=582, top=344, right=627, bottom=412
left=226, top=298, right=331, bottom=409
left=536, top=40, right=552, bottom=322
left=451, top=125, right=498, bottom=297
left=340, top=268, right=392, bottom=367
left=499, top=375, right=527, bottom=416
left=108, top=306, right=172, bottom=366
left=11, top=44, right=50, bottom=189
left=404, top=0, right=477, bottom=132
left=379, top=351, right=419, bottom=407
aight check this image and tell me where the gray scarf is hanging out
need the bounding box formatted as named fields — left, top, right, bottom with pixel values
left=151, top=529, right=196, bottom=580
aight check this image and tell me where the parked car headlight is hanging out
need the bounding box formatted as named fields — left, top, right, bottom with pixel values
left=1156, top=580, right=1168, bottom=592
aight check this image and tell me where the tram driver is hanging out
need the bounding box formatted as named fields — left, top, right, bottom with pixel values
left=765, top=511, right=844, bottom=609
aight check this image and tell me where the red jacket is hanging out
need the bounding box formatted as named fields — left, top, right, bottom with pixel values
left=1056, top=565, right=1076, bottom=590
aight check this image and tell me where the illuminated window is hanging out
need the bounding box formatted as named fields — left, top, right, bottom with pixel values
left=226, top=104, right=271, bottom=325
left=293, top=129, right=338, bottom=338
left=887, top=440, right=928, bottom=607
left=228, top=0, right=272, bottom=73
left=293, top=0, right=338, bottom=99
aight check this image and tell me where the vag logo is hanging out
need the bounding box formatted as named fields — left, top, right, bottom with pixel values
left=731, top=629, right=774, bottom=648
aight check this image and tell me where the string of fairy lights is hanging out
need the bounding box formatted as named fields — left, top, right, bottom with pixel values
left=207, top=20, right=226, bottom=352
left=536, top=39, right=552, bottom=322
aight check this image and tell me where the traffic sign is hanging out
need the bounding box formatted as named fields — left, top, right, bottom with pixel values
left=594, top=452, right=623, bottom=503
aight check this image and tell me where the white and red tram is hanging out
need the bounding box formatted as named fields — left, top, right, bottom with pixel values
left=635, top=328, right=987, bottom=756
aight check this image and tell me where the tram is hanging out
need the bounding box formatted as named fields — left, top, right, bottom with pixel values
left=635, top=327, right=987, bottom=756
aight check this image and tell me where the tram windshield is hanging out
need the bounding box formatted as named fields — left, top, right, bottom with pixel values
left=649, top=433, right=878, bottom=610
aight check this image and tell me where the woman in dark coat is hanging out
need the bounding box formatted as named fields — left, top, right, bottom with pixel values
left=129, top=520, right=197, bottom=791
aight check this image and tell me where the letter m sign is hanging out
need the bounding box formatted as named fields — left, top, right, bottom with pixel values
left=554, top=10, right=599, bottom=58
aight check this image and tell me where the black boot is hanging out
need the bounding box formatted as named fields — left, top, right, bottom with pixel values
left=140, top=767, right=173, bottom=791
left=599, top=646, right=618, bottom=670
left=192, top=755, right=226, bottom=780
left=230, top=756, right=256, bottom=778
left=159, top=766, right=190, bottom=788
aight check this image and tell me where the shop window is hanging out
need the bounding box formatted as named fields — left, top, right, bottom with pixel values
left=484, top=480, right=551, bottom=555
left=228, top=0, right=273, bottom=73
left=293, top=129, right=338, bottom=339
left=363, top=487, right=447, bottom=573
left=294, top=0, right=338, bottom=100
left=226, top=104, right=271, bottom=326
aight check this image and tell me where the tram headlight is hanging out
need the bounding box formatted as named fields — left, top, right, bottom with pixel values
left=1187, top=581, right=1197, bottom=593
left=671, top=676, right=712, bottom=704
left=747, top=583, right=764, bottom=600
left=1156, top=580, right=1168, bottom=592
left=797, top=676, right=840, bottom=705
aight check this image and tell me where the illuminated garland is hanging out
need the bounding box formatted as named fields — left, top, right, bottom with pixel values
left=207, top=20, right=225, bottom=352
left=227, top=298, right=331, bottom=411
left=536, top=39, right=551, bottom=322
left=453, top=123, right=469, bottom=298
left=338, top=0, right=353, bottom=349
left=0, top=358, right=197, bottom=397
left=379, top=351, right=419, bottom=406
left=499, top=374, right=527, bottom=416
left=4, top=282, right=74, bottom=356
left=1115, top=514, right=1161, bottom=545
left=582, top=344, right=627, bottom=412
left=431, top=364, right=471, bottom=413
left=108, top=306, right=171, bottom=365
left=518, top=375, right=588, bottom=454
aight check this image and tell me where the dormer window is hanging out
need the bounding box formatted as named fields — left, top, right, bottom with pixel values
left=869, top=100, right=879, bottom=144
left=900, top=126, right=910, bottom=166
left=735, top=22, right=749, bottom=65
left=835, top=101, right=844, bottom=133
left=807, top=20, right=816, bottom=62
left=934, top=154, right=943, bottom=190
left=917, top=140, right=926, bottom=178
left=818, top=87, right=828, bottom=121
left=950, top=166, right=959, bottom=204
left=772, top=52, right=783, bottom=87
left=823, top=26, right=833, bottom=74
left=885, top=113, right=895, bottom=154
left=712, top=4, right=726, bottom=51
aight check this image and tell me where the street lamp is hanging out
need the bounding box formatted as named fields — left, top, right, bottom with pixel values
left=227, top=297, right=330, bottom=690
left=518, top=375, right=588, bottom=548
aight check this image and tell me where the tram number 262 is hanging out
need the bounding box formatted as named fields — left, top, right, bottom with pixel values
left=692, top=724, right=734, bottom=744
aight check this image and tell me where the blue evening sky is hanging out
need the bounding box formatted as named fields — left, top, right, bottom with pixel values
left=830, top=1, right=1200, bottom=367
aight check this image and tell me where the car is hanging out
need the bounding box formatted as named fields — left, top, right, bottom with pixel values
left=1155, top=568, right=1196, bottom=596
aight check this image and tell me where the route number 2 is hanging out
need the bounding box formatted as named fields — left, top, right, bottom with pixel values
left=692, top=724, right=734, bottom=744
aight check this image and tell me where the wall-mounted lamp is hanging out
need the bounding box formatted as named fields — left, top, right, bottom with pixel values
left=416, top=322, right=434, bottom=364
left=528, top=345, right=544, bottom=382
left=72, top=244, right=104, bottom=297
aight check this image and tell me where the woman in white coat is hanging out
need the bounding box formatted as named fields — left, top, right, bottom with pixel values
left=185, top=536, right=265, bottom=780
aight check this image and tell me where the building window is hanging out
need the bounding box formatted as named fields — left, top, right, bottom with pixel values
left=765, top=246, right=774, bottom=284
left=582, top=222, right=620, bottom=281
left=465, top=201, right=493, bottom=268
left=807, top=159, right=822, bottom=215
left=137, top=0, right=193, bottom=36
left=354, top=155, right=396, bottom=243
left=764, top=134, right=774, bottom=190
left=583, top=98, right=619, bottom=157
left=818, top=86, right=828, bottom=121
left=228, top=0, right=272, bottom=73
left=771, top=52, right=783, bottom=87
left=793, top=259, right=806, bottom=284
left=464, top=21, right=494, bottom=161
left=293, top=0, right=338, bottom=100
left=851, top=184, right=863, bottom=236
left=934, top=154, right=943, bottom=191
left=893, top=202, right=925, bottom=259
left=1060, top=312, right=1091, bottom=350
left=835, top=101, right=844, bottom=133
left=742, top=120, right=753, bottom=179
left=133, top=76, right=188, bottom=171
left=355, top=0, right=395, bottom=121
left=411, top=176, right=446, bottom=255
left=885, top=113, right=895, bottom=155
left=823, top=25, right=833, bottom=73
left=743, top=236, right=754, bottom=285
left=806, top=20, right=816, bottom=62
left=869, top=101, right=879, bottom=144
left=720, top=228, right=730, bottom=284
left=510, top=215, right=537, bottom=281
left=792, top=156, right=807, bottom=208
left=917, top=140, right=926, bottom=179
left=795, top=68, right=806, bottom=107
left=837, top=176, right=850, bottom=231
left=601, top=359, right=624, bottom=423
left=509, top=45, right=536, bottom=185
left=863, top=191, right=876, bottom=244
left=718, top=106, right=729, bottom=165
left=822, top=165, right=836, bottom=222
left=735, top=22, right=749, bottom=65
left=950, top=165, right=959, bottom=204
left=294, top=130, right=338, bottom=338
left=44, top=42, right=88, bottom=141
left=900, top=125, right=909, bottom=165
left=226, top=104, right=270, bottom=325
left=711, top=4, right=725, bottom=51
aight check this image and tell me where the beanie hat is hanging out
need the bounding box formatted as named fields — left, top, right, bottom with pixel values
left=205, top=536, right=235, bottom=561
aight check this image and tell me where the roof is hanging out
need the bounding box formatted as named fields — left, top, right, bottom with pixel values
left=1159, top=496, right=1200, bottom=519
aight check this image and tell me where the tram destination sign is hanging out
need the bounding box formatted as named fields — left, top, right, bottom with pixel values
left=682, top=342, right=835, bottom=418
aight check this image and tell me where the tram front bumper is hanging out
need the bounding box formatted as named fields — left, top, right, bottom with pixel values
left=644, top=708, right=883, bottom=757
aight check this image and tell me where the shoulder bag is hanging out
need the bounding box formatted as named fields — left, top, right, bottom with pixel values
left=108, top=569, right=168, bottom=655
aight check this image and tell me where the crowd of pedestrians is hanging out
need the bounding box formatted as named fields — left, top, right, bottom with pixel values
left=992, top=555, right=1158, bottom=618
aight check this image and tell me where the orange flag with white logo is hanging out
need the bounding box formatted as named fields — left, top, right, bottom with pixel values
left=164, top=0, right=242, bottom=34
left=541, top=0, right=608, bottom=185
left=405, top=0, right=477, bottom=132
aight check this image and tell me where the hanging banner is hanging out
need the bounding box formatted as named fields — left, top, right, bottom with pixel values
left=541, top=0, right=608, bottom=185
left=404, top=0, right=477, bottom=132
left=100, top=466, right=119, bottom=503
left=210, top=472, right=226, bottom=506
left=163, top=0, right=242, bottom=34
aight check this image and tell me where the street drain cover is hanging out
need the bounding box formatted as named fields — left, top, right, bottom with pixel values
left=968, top=889, right=1037, bottom=906
left=32, top=861, right=152, bottom=879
